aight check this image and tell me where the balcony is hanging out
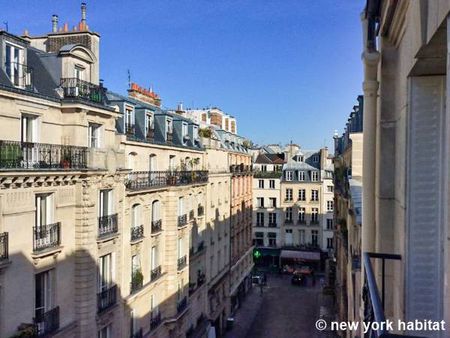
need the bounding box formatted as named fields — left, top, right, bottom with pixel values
left=297, top=219, right=306, bottom=225
left=230, top=164, right=253, bottom=175
left=150, top=311, right=162, bottom=331
left=34, top=306, right=59, bottom=337
left=98, top=214, right=118, bottom=238
left=151, top=219, right=162, bottom=234
left=130, top=270, right=144, bottom=294
left=60, top=77, right=106, bottom=104
left=125, top=124, right=136, bottom=136
left=177, top=255, right=187, bottom=271
left=130, top=224, right=144, bottom=242
left=197, top=205, right=204, bottom=216
left=33, top=222, right=61, bottom=252
left=4, top=62, right=33, bottom=89
left=125, top=170, right=208, bottom=191
left=285, top=219, right=293, bottom=224
left=177, top=297, right=188, bottom=313
left=151, top=266, right=162, bottom=281
left=131, top=328, right=143, bottom=338
left=167, top=132, right=173, bottom=144
left=268, top=222, right=278, bottom=228
left=178, top=214, right=188, bottom=227
left=362, top=252, right=413, bottom=337
left=310, top=220, right=319, bottom=226
left=146, top=129, right=155, bottom=142
left=0, top=232, right=8, bottom=261
left=97, top=285, right=117, bottom=313
left=254, top=170, right=282, bottom=178
left=0, top=140, right=88, bottom=170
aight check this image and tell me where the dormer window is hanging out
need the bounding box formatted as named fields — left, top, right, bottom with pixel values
left=74, top=65, right=85, bottom=81
left=5, top=43, right=28, bottom=88
left=182, top=123, right=189, bottom=144
left=166, top=119, right=173, bottom=143
left=298, top=171, right=305, bottom=181
left=145, top=112, right=154, bottom=140
left=285, top=171, right=293, bottom=181
left=124, top=106, right=134, bottom=136
left=312, top=155, right=319, bottom=162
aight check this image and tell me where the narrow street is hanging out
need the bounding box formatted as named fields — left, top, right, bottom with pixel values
left=225, top=274, right=337, bottom=338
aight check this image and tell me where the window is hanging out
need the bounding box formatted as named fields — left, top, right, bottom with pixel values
left=258, top=179, right=264, bottom=189
left=298, top=171, right=305, bottom=181
left=166, top=119, right=173, bottom=134
left=327, top=185, right=334, bottom=193
left=285, top=188, right=293, bottom=201
left=269, top=180, right=275, bottom=189
left=130, top=309, right=138, bottom=337
left=88, top=123, right=101, bottom=148
left=5, top=43, right=25, bottom=87
left=268, top=232, right=277, bottom=247
left=312, top=155, right=319, bottom=162
left=74, top=65, right=85, bottom=80
left=311, top=230, right=319, bottom=246
left=285, top=229, right=293, bottom=246
left=98, top=325, right=111, bottom=338
left=311, top=190, right=319, bottom=201
left=178, top=197, right=184, bottom=216
left=151, top=200, right=160, bottom=222
left=35, top=194, right=53, bottom=228
left=254, top=232, right=264, bottom=246
left=285, top=171, right=293, bottom=181
left=269, top=198, right=277, bottom=208
left=311, top=171, right=319, bottom=181
left=285, top=207, right=293, bottom=222
left=21, top=114, right=37, bottom=143
left=261, top=165, right=267, bottom=172
left=99, top=189, right=113, bottom=217
left=327, top=200, right=334, bottom=212
left=125, top=107, right=134, bottom=130
left=98, top=254, right=113, bottom=293
left=327, top=238, right=333, bottom=249
left=269, top=213, right=277, bottom=226
left=256, top=212, right=264, bottom=226
left=298, top=189, right=306, bottom=201
left=299, top=230, right=305, bottom=244
left=35, top=269, right=54, bottom=332
left=151, top=294, right=159, bottom=317
left=311, top=208, right=319, bottom=223
left=257, top=197, right=265, bottom=208
left=298, top=207, right=305, bottom=223
left=131, top=204, right=141, bottom=228
left=326, top=219, right=333, bottom=230
left=145, top=112, right=154, bottom=137
left=178, top=237, right=184, bottom=259
left=151, top=245, right=159, bottom=269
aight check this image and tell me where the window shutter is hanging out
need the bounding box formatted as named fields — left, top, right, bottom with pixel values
left=406, top=76, right=445, bottom=328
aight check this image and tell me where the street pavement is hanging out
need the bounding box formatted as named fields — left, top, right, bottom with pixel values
left=224, top=273, right=338, bottom=338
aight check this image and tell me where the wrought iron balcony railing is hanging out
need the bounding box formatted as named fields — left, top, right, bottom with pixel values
left=177, top=297, right=188, bottom=313
left=178, top=214, right=187, bottom=227
left=255, top=223, right=264, bottom=227
left=166, top=132, right=173, bottom=144
left=0, top=140, right=88, bottom=170
left=151, top=265, right=162, bottom=281
left=146, top=128, right=154, bottom=142
left=177, top=255, right=187, bottom=271
left=125, top=170, right=208, bottom=191
left=268, top=222, right=278, bottom=227
left=253, top=170, right=282, bottom=178
left=363, top=252, right=414, bottom=338
left=34, top=306, right=59, bottom=337
left=98, top=214, right=118, bottom=238
left=230, top=164, right=253, bottom=175
left=285, top=219, right=293, bottom=224
left=150, top=311, right=162, bottom=331
left=130, top=224, right=144, bottom=241
left=130, top=271, right=144, bottom=294
left=4, top=62, right=33, bottom=89
left=297, top=219, right=306, bottom=225
left=0, top=232, right=8, bottom=261
left=125, top=124, right=135, bottom=136
left=60, top=77, right=106, bottom=104
left=97, top=285, right=117, bottom=313
left=151, top=219, right=162, bottom=234
left=33, top=222, right=61, bottom=252
left=310, top=220, right=319, bottom=225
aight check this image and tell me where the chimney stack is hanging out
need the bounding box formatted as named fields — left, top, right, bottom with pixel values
left=52, top=14, right=58, bottom=33
left=81, top=3, right=87, bottom=30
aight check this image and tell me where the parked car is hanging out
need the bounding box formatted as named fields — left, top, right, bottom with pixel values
left=252, top=272, right=266, bottom=285
left=291, top=273, right=304, bottom=285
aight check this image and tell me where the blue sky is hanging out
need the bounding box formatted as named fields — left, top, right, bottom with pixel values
left=3, top=1, right=364, bottom=149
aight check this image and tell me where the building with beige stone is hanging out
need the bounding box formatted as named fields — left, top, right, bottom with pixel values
left=333, top=96, right=363, bottom=333
left=0, top=5, right=236, bottom=338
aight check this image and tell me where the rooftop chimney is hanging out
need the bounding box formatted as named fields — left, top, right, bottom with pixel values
left=81, top=3, right=87, bottom=30
left=52, top=14, right=58, bottom=33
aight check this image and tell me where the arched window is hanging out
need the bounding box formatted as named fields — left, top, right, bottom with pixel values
left=152, top=200, right=160, bottom=222
left=131, top=204, right=141, bottom=227
left=128, top=152, right=137, bottom=171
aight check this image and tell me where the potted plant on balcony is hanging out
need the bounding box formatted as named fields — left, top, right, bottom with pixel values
left=167, top=166, right=179, bottom=185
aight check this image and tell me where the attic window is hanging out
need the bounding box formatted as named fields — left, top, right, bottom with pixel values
left=5, top=43, right=28, bottom=88
left=313, top=155, right=319, bottom=162
left=74, top=65, right=85, bottom=80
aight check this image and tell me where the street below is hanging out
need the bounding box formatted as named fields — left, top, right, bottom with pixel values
left=225, top=273, right=337, bottom=338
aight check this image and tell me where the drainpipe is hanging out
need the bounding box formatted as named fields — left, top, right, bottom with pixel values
left=360, top=7, right=380, bottom=336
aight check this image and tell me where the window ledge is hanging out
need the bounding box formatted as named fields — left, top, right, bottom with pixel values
left=31, top=246, right=63, bottom=260
left=97, top=233, right=120, bottom=244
